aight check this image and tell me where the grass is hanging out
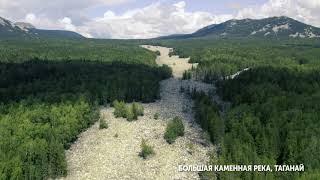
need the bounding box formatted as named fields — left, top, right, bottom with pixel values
left=99, top=119, right=108, bottom=129
left=139, top=139, right=155, bottom=159
left=164, top=117, right=185, bottom=144
left=113, top=100, right=144, bottom=121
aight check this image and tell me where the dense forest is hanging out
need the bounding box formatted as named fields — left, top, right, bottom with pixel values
left=156, top=39, right=320, bottom=82
left=157, top=38, right=320, bottom=179
left=0, top=39, right=171, bottom=179
left=2, top=36, right=320, bottom=179
left=0, top=39, right=155, bottom=64
left=216, top=67, right=320, bottom=179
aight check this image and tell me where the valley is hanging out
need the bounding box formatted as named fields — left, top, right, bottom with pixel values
left=61, top=46, right=215, bottom=180
left=1, top=13, right=320, bottom=180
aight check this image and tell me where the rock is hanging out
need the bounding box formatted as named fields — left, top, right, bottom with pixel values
left=59, top=46, right=215, bottom=180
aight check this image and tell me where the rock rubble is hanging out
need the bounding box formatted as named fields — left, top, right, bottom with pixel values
left=60, top=45, right=216, bottom=180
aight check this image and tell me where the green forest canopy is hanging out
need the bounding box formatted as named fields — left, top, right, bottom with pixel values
left=0, top=39, right=171, bottom=179
left=158, top=38, right=320, bottom=179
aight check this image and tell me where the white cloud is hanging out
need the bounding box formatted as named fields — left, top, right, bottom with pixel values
left=59, top=17, right=76, bottom=32
left=79, top=1, right=232, bottom=39
left=23, top=13, right=93, bottom=37
left=236, top=0, right=320, bottom=27
left=1, top=0, right=320, bottom=39
left=25, top=13, right=36, bottom=22
left=0, top=0, right=132, bottom=24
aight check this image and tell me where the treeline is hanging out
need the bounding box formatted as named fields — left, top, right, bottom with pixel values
left=0, top=39, right=172, bottom=179
left=0, top=39, right=157, bottom=65
left=0, top=61, right=171, bottom=104
left=156, top=39, right=320, bottom=83
left=193, top=67, right=320, bottom=179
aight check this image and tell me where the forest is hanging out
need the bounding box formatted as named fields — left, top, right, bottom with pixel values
left=157, top=38, right=320, bottom=179
left=0, top=39, right=171, bottom=179
left=2, top=36, right=320, bottom=179
left=156, top=38, right=320, bottom=82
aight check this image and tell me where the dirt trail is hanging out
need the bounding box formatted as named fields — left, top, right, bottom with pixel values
left=60, top=45, right=215, bottom=180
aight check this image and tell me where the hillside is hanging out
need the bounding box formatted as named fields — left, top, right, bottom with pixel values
left=0, top=17, right=84, bottom=39
left=158, top=16, right=320, bottom=39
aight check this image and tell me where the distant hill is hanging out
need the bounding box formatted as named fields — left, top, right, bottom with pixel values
left=158, top=16, right=320, bottom=40
left=0, top=17, right=84, bottom=39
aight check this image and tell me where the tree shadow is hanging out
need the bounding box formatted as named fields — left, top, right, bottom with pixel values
left=0, top=60, right=172, bottom=105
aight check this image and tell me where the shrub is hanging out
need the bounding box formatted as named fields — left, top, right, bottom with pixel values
left=114, top=133, right=119, bottom=138
left=182, top=70, right=192, bottom=80
left=113, top=100, right=144, bottom=121
left=139, top=139, right=155, bottom=159
left=164, top=117, right=185, bottom=144
left=126, top=106, right=135, bottom=121
left=113, top=100, right=127, bottom=118
left=132, top=102, right=144, bottom=119
left=154, top=113, right=159, bottom=120
left=159, top=64, right=173, bottom=79
left=126, top=102, right=144, bottom=121
left=99, top=119, right=108, bottom=129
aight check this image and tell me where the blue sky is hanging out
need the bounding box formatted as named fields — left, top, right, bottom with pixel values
left=1, top=0, right=319, bottom=38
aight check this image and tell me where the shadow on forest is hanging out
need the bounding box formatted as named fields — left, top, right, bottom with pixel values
left=0, top=59, right=173, bottom=179
left=0, top=60, right=172, bottom=104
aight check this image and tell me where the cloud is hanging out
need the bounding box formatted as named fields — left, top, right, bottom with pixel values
left=79, top=1, right=233, bottom=38
left=59, top=17, right=76, bottom=32
left=0, top=0, right=132, bottom=24
left=236, top=0, right=320, bottom=27
left=1, top=0, right=320, bottom=39
left=23, top=13, right=93, bottom=38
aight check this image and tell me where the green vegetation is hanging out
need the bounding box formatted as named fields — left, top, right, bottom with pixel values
left=155, top=50, right=161, bottom=56
left=157, top=39, right=320, bottom=83
left=132, top=102, right=144, bottom=119
left=154, top=113, right=159, bottom=120
left=193, top=92, right=224, bottom=144
left=113, top=101, right=144, bottom=121
left=139, top=139, right=155, bottom=159
left=113, top=100, right=128, bottom=118
left=215, top=67, right=320, bottom=179
left=99, top=119, right=108, bottom=129
left=0, top=39, right=171, bottom=179
left=0, top=39, right=157, bottom=65
left=182, top=70, right=192, bottom=80
left=164, top=117, right=185, bottom=144
left=162, top=38, right=320, bottom=179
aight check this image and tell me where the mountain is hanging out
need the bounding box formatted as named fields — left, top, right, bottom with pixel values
left=0, top=17, right=84, bottom=39
left=158, top=16, right=320, bottom=40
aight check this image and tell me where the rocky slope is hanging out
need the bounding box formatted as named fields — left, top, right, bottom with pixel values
left=0, top=16, right=84, bottom=39
left=158, top=16, right=320, bottom=39
left=60, top=46, right=216, bottom=180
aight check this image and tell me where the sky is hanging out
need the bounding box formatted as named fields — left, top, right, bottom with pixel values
left=0, top=0, right=320, bottom=39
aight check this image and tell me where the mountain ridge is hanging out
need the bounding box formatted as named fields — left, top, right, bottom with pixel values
left=0, top=16, right=84, bottom=39
left=158, top=16, right=320, bottom=40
